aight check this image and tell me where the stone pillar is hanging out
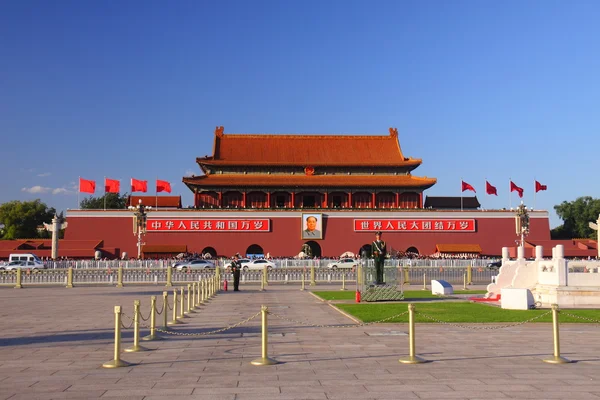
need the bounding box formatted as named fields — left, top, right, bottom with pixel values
left=43, top=215, right=67, bottom=260
left=555, top=245, right=567, bottom=287
left=535, top=245, right=543, bottom=261
left=502, top=247, right=509, bottom=261
left=517, top=246, right=525, bottom=260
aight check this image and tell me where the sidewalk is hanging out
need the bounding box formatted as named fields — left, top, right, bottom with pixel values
left=0, top=283, right=599, bottom=399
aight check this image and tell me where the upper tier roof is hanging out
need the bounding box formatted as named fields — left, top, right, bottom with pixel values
left=183, top=174, right=437, bottom=189
left=198, top=126, right=423, bottom=168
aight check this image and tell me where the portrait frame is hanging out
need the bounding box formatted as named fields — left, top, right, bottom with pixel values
left=301, top=213, right=323, bottom=240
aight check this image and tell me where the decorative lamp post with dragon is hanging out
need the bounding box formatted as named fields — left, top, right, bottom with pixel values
left=128, top=199, right=151, bottom=259
left=515, top=201, right=530, bottom=249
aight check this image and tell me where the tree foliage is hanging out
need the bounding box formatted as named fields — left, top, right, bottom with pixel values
left=0, top=200, right=56, bottom=239
left=551, top=196, right=600, bottom=239
left=80, top=193, right=129, bottom=209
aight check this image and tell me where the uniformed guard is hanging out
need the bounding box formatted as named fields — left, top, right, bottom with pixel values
left=372, top=231, right=386, bottom=285
left=231, top=253, right=241, bottom=291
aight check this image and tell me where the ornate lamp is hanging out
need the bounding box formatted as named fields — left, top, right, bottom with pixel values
left=128, top=199, right=151, bottom=259
left=515, top=201, right=530, bottom=248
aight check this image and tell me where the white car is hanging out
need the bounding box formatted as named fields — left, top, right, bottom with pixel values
left=224, top=258, right=251, bottom=271
left=175, top=259, right=215, bottom=271
left=243, top=259, right=276, bottom=271
left=2, top=261, right=46, bottom=270
left=326, top=258, right=357, bottom=270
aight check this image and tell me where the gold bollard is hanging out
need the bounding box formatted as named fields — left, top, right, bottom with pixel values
left=142, top=296, right=163, bottom=341
left=168, top=289, right=182, bottom=325
left=263, top=265, right=268, bottom=287
left=251, top=306, right=279, bottom=366
left=65, top=267, right=73, bottom=289
left=102, top=306, right=132, bottom=368
left=462, top=273, right=467, bottom=291
left=310, top=266, right=316, bottom=286
left=422, top=272, right=427, bottom=291
left=399, top=304, right=428, bottom=364
left=260, top=274, right=265, bottom=291
left=543, top=304, right=573, bottom=364
left=193, top=282, right=199, bottom=308
left=116, top=266, right=124, bottom=288
left=185, top=284, right=195, bottom=314
left=14, top=268, right=23, bottom=289
left=125, top=300, right=149, bottom=352
left=300, top=273, right=305, bottom=291
left=202, top=279, right=206, bottom=302
left=179, top=287, right=188, bottom=318
left=341, top=272, right=347, bottom=291
left=404, top=267, right=410, bottom=285
left=161, top=291, right=171, bottom=331
left=467, top=265, right=472, bottom=285
left=165, top=266, right=173, bottom=287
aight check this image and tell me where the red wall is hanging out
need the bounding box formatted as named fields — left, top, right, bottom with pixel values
left=65, top=211, right=551, bottom=258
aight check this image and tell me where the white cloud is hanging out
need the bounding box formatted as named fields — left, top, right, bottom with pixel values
left=184, top=169, right=195, bottom=177
left=37, top=172, right=52, bottom=177
left=22, top=186, right=51, bottom=194
left=52, top=188, right=72, bottom=195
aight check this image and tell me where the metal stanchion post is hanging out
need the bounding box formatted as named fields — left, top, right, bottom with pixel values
left=125, top=300, right=149, bottom=352
left=161, top=291, right=170, bottom=331
left=185, top=284, right=195, bottom=314
left=165, top=266, right=173, bottom=287
left=202, top=279, right=206, bottom=303
left=143, top=296, right=163, bottom=341
left=65, top=267, right=73, bottom=289
left=116, top=266, right=124, bottom=288
left=467, top=265, right=472, bottom=285
left=341, top=272, right=347, bottom=291
left=310, top=266, right=316, bottom=286
left=422, top=272, right=427, bottom=291
left=404, top=267, right=410, bottom=285
left=251, top=306, right=279, bottom=366
left=102, top=306, right=132, bottom=368
left=14, top=268, right=23, bottom=289
left=168, top=290, right=182, bottom=325
left=260, top=275, right=265, bottom=291
left=399, top=304, right=428, bottom=364
left=263, top=266, right=268, bottom=287
left=179, top=287, right=188, bottom=318
left=543, top=304, right=573, bottom=364
left=300, top=272, right=305, bottom=291
left=462, top=273, right=467, bottom=290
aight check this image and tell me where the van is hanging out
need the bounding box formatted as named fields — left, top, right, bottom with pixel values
left=8, top=254, right=45, bottom=268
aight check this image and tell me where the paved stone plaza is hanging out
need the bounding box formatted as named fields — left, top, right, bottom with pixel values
left=0, top=283, right=599, bottom=400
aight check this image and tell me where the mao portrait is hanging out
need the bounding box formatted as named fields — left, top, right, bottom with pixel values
left=301, top=213, right=323, bottom=240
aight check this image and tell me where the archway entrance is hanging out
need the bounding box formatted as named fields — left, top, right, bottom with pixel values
left=359, top=244, right=372, bottom=258
left=201, top=247, right=217, bottom=259
left=303, top=241, right=322, bottom=258
left=405, top=246, right=419, bottom=257
left=246, top=244, right=264, bottom=257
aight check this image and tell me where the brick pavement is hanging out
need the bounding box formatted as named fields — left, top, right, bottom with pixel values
left=0, top=282, right=599, bottom=400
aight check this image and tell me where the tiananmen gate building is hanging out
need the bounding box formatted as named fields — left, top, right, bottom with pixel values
left=54, top=127, right=595, bottom=260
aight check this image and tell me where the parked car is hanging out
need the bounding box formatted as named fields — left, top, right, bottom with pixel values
left=326, top=258, right=357, bottom=270
left=487, top=260, right=502, bottom=271
left=224, top=258, right=251, bottom=271
left=175, top=259, right=215, bottom=271
left=243, top=259, right=276, bottom=271
left=2, top=260, right=46, bottom=270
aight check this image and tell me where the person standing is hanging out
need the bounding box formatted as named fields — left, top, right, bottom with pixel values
left=371, top=231, right=386, bottom=285
left=231, top=253, right=241, bottom=291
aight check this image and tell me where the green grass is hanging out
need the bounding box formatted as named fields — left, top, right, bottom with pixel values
left=336, top=302, right=600, bottom=324
left=312, top=290, right=487, bottom=301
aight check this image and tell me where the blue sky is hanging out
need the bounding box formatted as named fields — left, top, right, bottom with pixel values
left=1, top=0, right=599, bottom=228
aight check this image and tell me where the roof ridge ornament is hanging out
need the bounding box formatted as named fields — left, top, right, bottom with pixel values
left=389, top=127, right=398, bottom=138
left=215, top=126, right=224, bottom=137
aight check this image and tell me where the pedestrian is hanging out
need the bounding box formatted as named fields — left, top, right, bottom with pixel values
left=231, top=253, right=241, bottom=291
left=372, top=231, right=387, bottom=285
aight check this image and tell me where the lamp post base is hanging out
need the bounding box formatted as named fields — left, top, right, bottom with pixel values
left=543, top=355, right=573, bottom=364
left=250, top=357, right=279, bottom=366
left=399, top=355, right=429, bottom=364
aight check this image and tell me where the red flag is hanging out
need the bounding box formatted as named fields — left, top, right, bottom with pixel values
left=156, top=179, right=171, bottom=193
left=510, top=181, right=524, bottom=198
left=79, top=178, right=95, bottom=194
left=461, top=181, right=476, bottom=193
left=131, top=178, right=147, bottom=193
left=535, top=181, right=547, bottom=193
left=105, top=178, right=120, bottom=193
left=486, top=181, right=498, bottom=196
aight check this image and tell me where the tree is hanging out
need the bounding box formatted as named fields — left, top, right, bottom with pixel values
left=0, top=200, right=56, bottom=239
left=551, top=196, right=600, bottom=239
left=80, top=193, right=129, bottom=209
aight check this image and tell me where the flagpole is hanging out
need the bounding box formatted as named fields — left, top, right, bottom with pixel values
left=156, top=176, right=158, bottom=209
left=103, top=176, right=106, bottom=210
left=509, top=178, right=512, bottom=210
left=460, top=178, right=463, bottom=211
left=78, top=176, right=80, bottom=210
left=533, top=178, right=536, bottom=211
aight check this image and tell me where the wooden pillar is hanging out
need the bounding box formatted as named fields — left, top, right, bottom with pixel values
left=324, top=192, right=328, bottom=208
left=372, top=192, right=376, bottom=209
left=242, top=192, right=247, bottom=208
left=395, top=192, right=400, bottom=208
left=419, top=192, right=423, bottom=208
left=291, top=192, right=295, bottom=208
left=267, top=192, right=271, bottom=208
left=348, top=192, right=353, bottom=209
left=218, top=192, right=223, bottom=208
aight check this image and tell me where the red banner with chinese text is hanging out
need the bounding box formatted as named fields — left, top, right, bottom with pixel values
left=354, top=219, right=476, bottom=232
left=146, top=219, right=270, bottom=232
